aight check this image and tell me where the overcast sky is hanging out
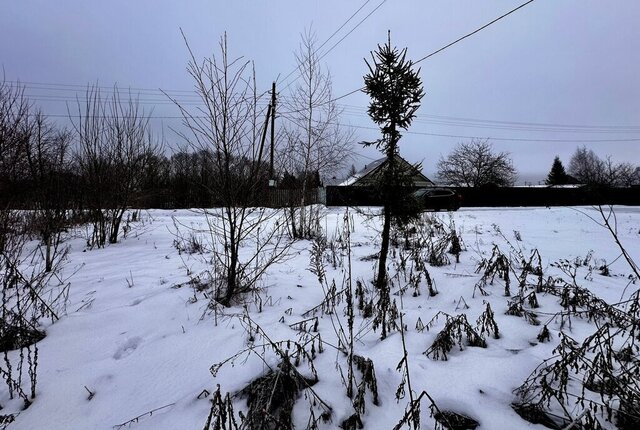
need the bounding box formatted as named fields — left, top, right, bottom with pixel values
left=2, top=0, right=639, bottom=183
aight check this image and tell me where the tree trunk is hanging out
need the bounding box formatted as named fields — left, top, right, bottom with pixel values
left=288, top=205, right=298, bottom=239
left=376, top=142, right=397, bottom=293
left=375, top=202, right=392, bottom=339
left=44, top=233, right=52, bottom=273
left=376, top=203, right=391, bottom=292
left=224, top=227, right=239, bottom=306
left=109, top=217, right=121, bottom=244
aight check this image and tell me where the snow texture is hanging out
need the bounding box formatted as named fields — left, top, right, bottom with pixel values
left=3, top=206, right=639, bottom=429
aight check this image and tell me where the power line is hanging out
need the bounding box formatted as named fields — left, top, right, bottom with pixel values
left=414, top=0, right=535, bottom=65
left=5, top=0, right=378, bottom=111
left=22, top=93, right=272, bottom=108
left=317, top=0, right=387, bottom=64
left=346, top=123, right=640, bottom=143
left=321, top=87, right=362, bottom=104
left=282, top=101, right=640, bottom=134
left=324, top=103, right=640, bottom=132
left=337, top=103, right=640, bottom=129
left=276, top=0, right=374, bottom=87
left=18, top=85, right=640, bottom=135
left=337, top=111, right=640, bottom=134
left=5, top=79, right=197, bottom=96
left=35, top=101, right=640, bottom=137
left=35, top=108, right=640, bottom=143
left=27, top=86, right=640, bottom=133
left=327, top=0, right=537, bottom=103
left=33, top=113, right=187, bottom=119
left=9, top=0, right=537, bottom=119
left=279, top=0, right=387, bottom=94
left=24, top=94, right=194, bottom=105
left=315, top=0, right=375, bottom=55
left=418, top=113, right=640, bottom=131
left=10, top=0, right=640, bottom=141
left=277, top=111, right=640, bottom=143
left=39, top=92, right=638, bottom=136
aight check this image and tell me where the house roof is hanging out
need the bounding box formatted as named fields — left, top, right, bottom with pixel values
left=340, top=155, right=434, bottom=187
left=340, top=157, right=387, bottom=186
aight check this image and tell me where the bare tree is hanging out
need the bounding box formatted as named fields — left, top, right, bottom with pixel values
left=0, top=81, right=73, bottom=269
left=280, top=31, right=354, bottom=239
left=568, top=146, right=605, bottom=185
left=0, top=104, right=72, bottom=403
left=437, top=139, right=517, bottom=187
left=0, top=79, right=29, bottom=255
left=602, top=157, right=638, bottom=187
left=629, top=166, right=640, bottom=187
left=568, top=146, right=638, bottom=187
left=0, top=79, right=31, bottom=202
left=168, top=33, right=290, bottom=306
left=23, top=110, right=73, bottom=271
left=71, top=85, right=159, bottom=247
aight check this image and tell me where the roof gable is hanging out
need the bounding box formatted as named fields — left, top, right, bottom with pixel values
left=341, top=154, right=433, bottom=187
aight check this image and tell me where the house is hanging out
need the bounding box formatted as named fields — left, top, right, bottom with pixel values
left=340, top=154, right=434, bottom=188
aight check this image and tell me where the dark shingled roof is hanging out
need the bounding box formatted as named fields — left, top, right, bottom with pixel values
left=340, top=154, right=434, bottom=187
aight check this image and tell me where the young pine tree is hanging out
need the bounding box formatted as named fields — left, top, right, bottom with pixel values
left=363, top=34, right=424, bottom=338
left=545, top=155, right=569, bottom=185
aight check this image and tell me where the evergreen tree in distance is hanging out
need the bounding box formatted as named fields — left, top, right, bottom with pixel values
left=363, top=33, right=424, bottom=339
left=545, top=155, right=569, bottom=185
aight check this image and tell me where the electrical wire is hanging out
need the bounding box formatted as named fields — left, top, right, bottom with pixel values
left=277, top=112, right=640, bottom=143
left=414, top=0, right=535, bottom=65
left=278, top=0, right=387, bottom=94
left=276, top=0, right=374, bottom=87
left=6, top=0, right=540, bottom=119
left=328, top=0, right=537, bottom=104
left=9, top=0, right=640, bottom=143
left=346, top=123, right=640, bottom=143
left=17, top=86, right=640, bottom=137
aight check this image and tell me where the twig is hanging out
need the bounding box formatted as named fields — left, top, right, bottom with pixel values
left=561, top=409, right=588, bottom=430
left=112, top=403, right=176, bottom=429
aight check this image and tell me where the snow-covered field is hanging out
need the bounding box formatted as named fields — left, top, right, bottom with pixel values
left=3, top=206, right=640, bottom=430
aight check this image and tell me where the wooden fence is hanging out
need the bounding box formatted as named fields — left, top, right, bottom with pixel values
left=258, top=188, right=322, bottom=208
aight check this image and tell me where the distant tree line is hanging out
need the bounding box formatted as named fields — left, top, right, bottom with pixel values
left=546, top=147, right=639, bottom=186
left=0, top=79, right=335, bottom=214
left=435, top=138, right=639, bottom=188
left=1, top=80, right=279, bottom=252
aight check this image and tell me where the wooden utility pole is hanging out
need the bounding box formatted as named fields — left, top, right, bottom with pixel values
left=269, top=81, right=276, bottom=183
left=259, top=103, right=272, bottom=166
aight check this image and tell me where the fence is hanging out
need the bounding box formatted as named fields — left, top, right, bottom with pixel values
left=325, top=185, right=640, bottom=207
left=130, top=187, right=322, bottom=209
left=258, top=188, right=322, bottom=208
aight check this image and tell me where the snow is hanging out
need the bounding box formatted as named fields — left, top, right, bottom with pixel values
left=339, top=175, right=360, bottom=186
left=3, top=206, right=639, bottom=429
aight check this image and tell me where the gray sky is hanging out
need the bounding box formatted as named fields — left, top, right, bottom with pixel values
left=2, top=0, right=639, bottom=183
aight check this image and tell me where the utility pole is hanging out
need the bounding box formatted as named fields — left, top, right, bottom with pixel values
left=269, top=81, right=276, bottom=186
left=258, top=103, right=272, bottom=167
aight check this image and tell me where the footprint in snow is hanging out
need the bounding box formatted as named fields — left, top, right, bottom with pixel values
left=113, top=336, right=142, bottom=360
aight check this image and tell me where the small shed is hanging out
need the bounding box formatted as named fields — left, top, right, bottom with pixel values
left=341, top=155, right=434, bottom=188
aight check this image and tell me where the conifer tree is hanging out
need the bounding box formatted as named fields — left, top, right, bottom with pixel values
left=545, top=155, right=569, bottom=185
left=363, top=34, right=423, bottom=339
